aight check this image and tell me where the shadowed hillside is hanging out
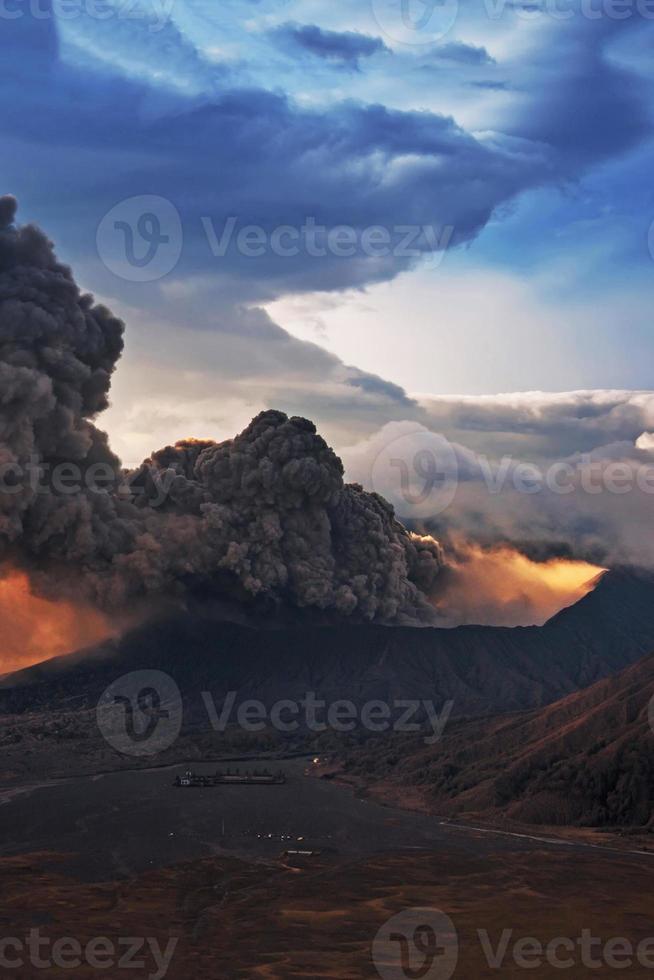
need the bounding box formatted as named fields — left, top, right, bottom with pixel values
left=2, top=568, right=654, bottom=728
left=340, top=652, right=654, bottom=828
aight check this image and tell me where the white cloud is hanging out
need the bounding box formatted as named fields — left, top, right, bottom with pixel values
left=266, top=258, right=654, bottom=398
left=341, top=392, right=654, bottom=568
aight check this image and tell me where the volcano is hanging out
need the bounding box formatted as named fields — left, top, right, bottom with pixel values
left=2, top=567, right=654, bottom=725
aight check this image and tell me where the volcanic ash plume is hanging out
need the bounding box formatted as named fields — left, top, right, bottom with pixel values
left=0, top=568, right=115, bottom=674
left=431, top=541, right=603, bottom=627
left=0, top=197, right=443, bottom=623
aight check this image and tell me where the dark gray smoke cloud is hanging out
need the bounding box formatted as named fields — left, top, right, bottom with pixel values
left=0, top=198, right=443, bottom=623
left=0, top=195, right=124, bottom=547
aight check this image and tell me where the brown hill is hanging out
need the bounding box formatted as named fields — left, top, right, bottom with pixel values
left=340, top=652, right=654, bottom=827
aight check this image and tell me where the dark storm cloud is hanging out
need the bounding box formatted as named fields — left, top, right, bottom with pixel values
left=471, top=81, right=510, bottom=91
left=272, top=23, right=389, bottom=68
left=346, top=374, right=415, bottom=406
left=1, top=4, right=649, bottom=392
left=0, top=202, right=443, bottom=622
left=509, top=20, right=650, bottom=167
left=0, top=8, right=551, bottom=302
left=2, top=5, right=650, bottom=308
left=431, top=42, right=496, bottom=66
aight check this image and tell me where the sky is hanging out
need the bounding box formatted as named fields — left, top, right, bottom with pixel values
left=1, top=0, right=654, bottom=568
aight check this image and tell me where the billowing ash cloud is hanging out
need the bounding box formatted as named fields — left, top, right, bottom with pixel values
left=0, top=195, right=124, bottom=537
left=0, top=199, right=443, bottom=623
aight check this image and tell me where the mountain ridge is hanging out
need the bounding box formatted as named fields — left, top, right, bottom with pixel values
left=2, top=567, right=654, bottom=725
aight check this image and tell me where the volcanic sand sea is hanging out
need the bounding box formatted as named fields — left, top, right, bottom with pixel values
left=2, top=759, right=654, bottom=977
left=2, top=757, right=652, bottom=878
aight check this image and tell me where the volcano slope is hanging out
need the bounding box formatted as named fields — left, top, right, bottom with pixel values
left=1, top=567, right=654, bottom=719
left=1, top=567, right=654, bottom=787
left=339, top=648, right=654, bottom=829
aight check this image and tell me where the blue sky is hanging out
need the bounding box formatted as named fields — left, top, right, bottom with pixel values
left=1, top=0, right=653, bottom=469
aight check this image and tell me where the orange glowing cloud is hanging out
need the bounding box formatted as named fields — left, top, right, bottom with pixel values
left=0, top=569, right=116, bottom=676
left=434, top=543, right=605, bottom=627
